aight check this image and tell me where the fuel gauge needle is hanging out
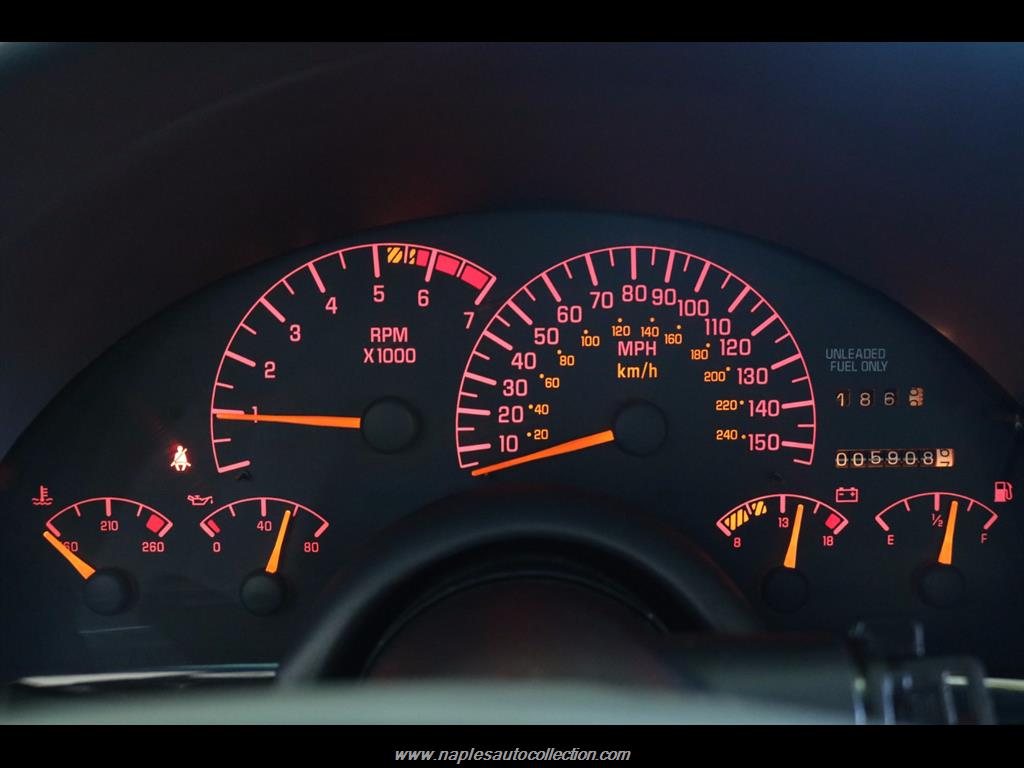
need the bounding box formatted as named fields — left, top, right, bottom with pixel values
left=217, top=412, right=361, bottom=429
left=782, top=503, right=805, bottom=570
left=265, top=509, right=293, bottom=574
left=938, top=500, right=959, bottom=566
left=471, top=429, right=615, bottom=477
left=42, top=530, right=96, bottom=579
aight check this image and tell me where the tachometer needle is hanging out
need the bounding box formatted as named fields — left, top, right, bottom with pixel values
left=216, top=412, right=361, bottom=429
left=471, top=429, right=615, bottom=477
left=42, top=530, right=96, bottom=580
left=265, top=509, right=293, bottom=575
left=782, top=503, right=805, bottom=570
left=938, top=499, right=959, bottom=566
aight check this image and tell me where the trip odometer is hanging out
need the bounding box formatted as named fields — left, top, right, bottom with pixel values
left=455, top=246, right=816, bottom=476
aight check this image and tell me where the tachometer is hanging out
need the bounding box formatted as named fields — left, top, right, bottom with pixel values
left=455, top=246, right=816, bottom=475
left=210, top=243, right=495, bottom=473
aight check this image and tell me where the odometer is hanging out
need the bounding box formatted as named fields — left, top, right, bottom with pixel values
left=455, top=246, right=816, bottom=475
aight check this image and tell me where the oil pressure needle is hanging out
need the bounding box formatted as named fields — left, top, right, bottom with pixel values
left=471, top=429, right=615, bottom=477
left=216, top=413, right=361, bottom=429
left=938, top=500, right=959, bottom=566
left=782, top=503, right=805, bottom=569
left=265, top=509, right=293, bottom=575
left=42, top=530, right=96, bottom=580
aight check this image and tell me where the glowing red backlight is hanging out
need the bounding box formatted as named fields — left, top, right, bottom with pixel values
left=461, top=264, right=491, bottom=290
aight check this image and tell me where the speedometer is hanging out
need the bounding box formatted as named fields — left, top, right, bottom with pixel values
left=455, top=246, right=816, bottom=475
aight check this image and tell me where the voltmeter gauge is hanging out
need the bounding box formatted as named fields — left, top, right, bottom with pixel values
left=716, top=493, right=849, bottom=613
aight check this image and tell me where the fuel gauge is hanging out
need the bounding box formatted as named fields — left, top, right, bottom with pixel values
left=875, top=492, right=999, bottom=608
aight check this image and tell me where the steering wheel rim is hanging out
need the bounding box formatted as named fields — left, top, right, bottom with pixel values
left=278, top=486, right=760, bottom=683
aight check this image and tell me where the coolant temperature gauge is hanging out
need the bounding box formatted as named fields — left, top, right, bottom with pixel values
left=717, top=493, right=849, bottom=613
left=42, top=497, right=174, bottom=615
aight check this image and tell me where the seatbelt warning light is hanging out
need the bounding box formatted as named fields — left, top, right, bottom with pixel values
left=170, top=445, right=191, bottom=472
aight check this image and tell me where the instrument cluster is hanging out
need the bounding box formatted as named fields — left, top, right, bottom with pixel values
left=1, top=212, right=1020, bottom=680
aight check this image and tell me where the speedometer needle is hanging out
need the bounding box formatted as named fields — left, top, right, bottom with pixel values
left=471, top=429, right=615, bottom=477
left=216, top=412, right=361, bottom=429
left=265, top=509, right=293, bottom=574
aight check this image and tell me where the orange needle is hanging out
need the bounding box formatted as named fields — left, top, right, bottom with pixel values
left=217, top=413, right=361, bottom=429
left=782, top=503, right=805, bottom=570
left=938, top=499, right=959, bottom=566
left=43, top=531, right=96, bottom=580
left=471, top=429, right=615, bottom=477
left=265, top=509, right=293, bottom=574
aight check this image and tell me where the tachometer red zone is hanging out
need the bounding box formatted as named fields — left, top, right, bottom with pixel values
left=455, top=246, right=816, bottom=472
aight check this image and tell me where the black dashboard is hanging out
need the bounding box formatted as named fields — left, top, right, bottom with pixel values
left=0, top=43, right=1022, bottom=723
left=2, top=210, right=1021, bottom=681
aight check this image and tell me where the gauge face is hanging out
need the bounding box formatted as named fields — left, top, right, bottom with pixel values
left=875, top=492, right=999, bottom=607
left=198, top=497, right=329, bottom=615
left=211, top=243, right=496, bottom=473
left=42, top=497, right=173, bottom=614
left=455, top=246, right=816, bottom=475
left=716, top=493, right=848, bottom=612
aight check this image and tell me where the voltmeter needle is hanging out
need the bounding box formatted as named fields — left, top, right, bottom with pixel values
left=783, top=503, right=805, bottom=570
left=470, top=429, right=615, bottom=477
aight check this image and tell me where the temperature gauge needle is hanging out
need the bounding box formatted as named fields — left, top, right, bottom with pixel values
left=782, top=503, right=805, bottom=570
left=216, top=412, right=361, bottom=429
left=42, top=530, right=96, bottom=580
left=471, top=429, right=615, bottom=477
left=938, top=499, right=959, bottom=566
left=265, top=509, right=293, bottom=574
